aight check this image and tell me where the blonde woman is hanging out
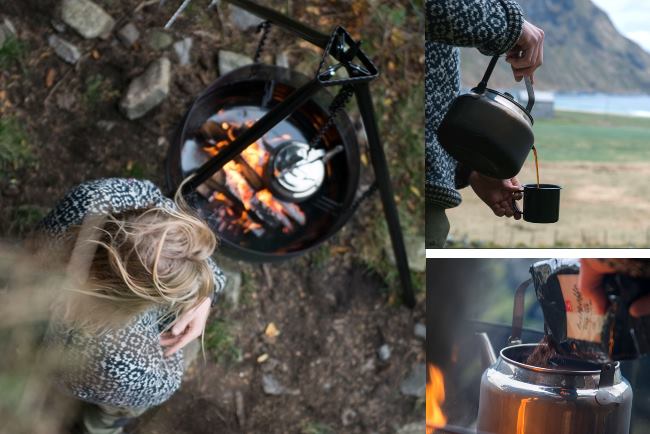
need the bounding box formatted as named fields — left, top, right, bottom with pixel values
left=37, top=178, right=226, bottom=434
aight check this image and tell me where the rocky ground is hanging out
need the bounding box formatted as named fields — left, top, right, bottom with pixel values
left=0, top=1, right=425, bottom=433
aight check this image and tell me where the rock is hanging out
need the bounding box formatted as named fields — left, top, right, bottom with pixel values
left=173, top=37, right=193, bottom=66
left=261, top=374, right=299, bottom=396
left=51, top=18, right=66, bottom=33
left=275, top=51, right=290, bottom=68
left=60, top=0, right=115, bottom=39
left=218, top=50, right=253, bottom=76
left=228, top=5, right=264, bottom=31
left=386, top=234, right=425, bottom=273
left=377, top=344, right=391, bottom=362
left=221, top=266, right=242, bottom=307
left=55, top=93, right=76, bottom=110
left=341, top=408, right=357, bottom=427
left=396, top=422, right=426, bottom=434
left=117, top=22, right=140, bottom=47
left=96, top=120, right=116, bottom=132
left=120, top=57, right=171, bottom=120
left=147, top=29, right=173, bottom=50
left=414, top=323, right=426, bottom=340
left=399, top=363, right=426, bottom=397
left=48, top=35, right=81, bottom=64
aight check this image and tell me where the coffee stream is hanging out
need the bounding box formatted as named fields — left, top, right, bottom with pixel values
left=532, top=145, right=540, bottom=188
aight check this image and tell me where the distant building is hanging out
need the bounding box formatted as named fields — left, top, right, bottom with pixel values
left=516, top=90, right=555, bottom=119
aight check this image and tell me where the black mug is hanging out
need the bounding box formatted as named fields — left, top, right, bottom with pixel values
left=513, top=184, right=561, bottom=223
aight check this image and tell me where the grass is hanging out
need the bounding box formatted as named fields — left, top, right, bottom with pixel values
left=204, top=318, right=240, bottom=363
left=83, top=74, right=120, bottom=109
left=534, top=111, right=650, bottom=162
left=0, top=37, right=27, bottom=69
left=7, top=206, right=47, bottom=238
left=0, top=117, right=32, bottom=175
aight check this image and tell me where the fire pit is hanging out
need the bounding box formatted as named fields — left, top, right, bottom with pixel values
left=164, top=0, right=416, bottom=306
left=166, top=64, right=359, bottom=261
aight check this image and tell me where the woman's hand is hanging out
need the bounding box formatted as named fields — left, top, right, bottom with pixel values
left=506, top=20, right=544, bottom=83
left=469, top=172, right=523, bottom=219
left=160, top=296, right=211, bottom=357
left=579, top=259, right=650, bottom=318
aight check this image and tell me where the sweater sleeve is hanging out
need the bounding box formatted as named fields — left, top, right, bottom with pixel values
left=425, top=0, right=524, bottom=56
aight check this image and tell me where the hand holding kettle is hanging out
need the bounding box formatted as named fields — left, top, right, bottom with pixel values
left=507, top=20, right=545, bottom=83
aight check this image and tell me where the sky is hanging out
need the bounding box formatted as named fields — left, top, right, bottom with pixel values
left=591, top=0, right=650, bottom=53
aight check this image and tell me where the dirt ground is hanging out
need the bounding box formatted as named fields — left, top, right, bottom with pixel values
left=0, top=1, right=425, bottom=433
left=447, top=160, right=650, bottom=247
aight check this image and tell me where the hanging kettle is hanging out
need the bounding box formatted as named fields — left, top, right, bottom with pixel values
left=438, top=55, right=535, bottom=179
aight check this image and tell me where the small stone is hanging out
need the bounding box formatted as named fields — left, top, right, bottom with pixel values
left=48, top=35, right=81, bottom=64
left=55, top=93, right=76, bottom=110
left=377, top=344, right=391, bottom=362
left=61, top=0, right=115, bottom=39
left=218, top=50, right=253, bottom=76
left=262, top=374, right=298, bottom=396
left=386, top=234, right=425, bottom=273
left=228, top=5, right=264, bottom=31
left=414, top=323, right=426, bottom=340
left=396, top=422, right=426, bottom=434
left=51, top=18, right=66, bottom=33
left=157, top=136, right=168, bottom=148
left=275, top=51, right=290, bottom=69
left=96, top=120, right=116, bottom=132
left=399, top=363, right=426, bottom=397
left=257, top=353, right=269, bottom=364
left=341, top=408, right=357, bottom=427
left=4, top=179, right=20, bottom=197
left=221, top=267, right=242, bottom=307
left=147, top=29, right=173, bottom=50
left=120, top=57, right=171, bottom=120
left=173, top=37, right=193, bottom=66
left=117, top=22, right=140, bottom=47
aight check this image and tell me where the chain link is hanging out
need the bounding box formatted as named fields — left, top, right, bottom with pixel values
left=254, top=20, right=272, bottom=64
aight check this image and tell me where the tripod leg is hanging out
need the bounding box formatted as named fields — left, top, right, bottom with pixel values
left=354, top=83, right=416, bottom=308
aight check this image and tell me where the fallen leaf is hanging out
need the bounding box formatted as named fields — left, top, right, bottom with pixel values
left=257, top=353, right=269, bottom=363
left=330, top=246, right=349, bottom=255
left=265, top=322, right=280, bottom=338
left=91, top=49, right=101, bottom=60
left=409, top=186, right=421, bottom=197
left=45, top=68, right=56, bottom=88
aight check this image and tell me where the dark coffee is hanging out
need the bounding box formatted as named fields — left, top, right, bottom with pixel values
left=519, top=183, right=561, bottom=223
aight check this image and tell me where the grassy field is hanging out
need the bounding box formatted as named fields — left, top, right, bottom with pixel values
left=447, top=110, right=650, bottom=247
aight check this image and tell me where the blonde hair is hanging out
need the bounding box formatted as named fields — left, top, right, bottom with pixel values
left=54, top=186, right=217, bottom=333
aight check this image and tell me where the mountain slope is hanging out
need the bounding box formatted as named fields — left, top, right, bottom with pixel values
left=460, top=0, right=650, bottom=93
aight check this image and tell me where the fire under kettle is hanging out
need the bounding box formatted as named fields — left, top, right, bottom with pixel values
left=475, top=280, right=633, bottom=434
left=438, top=55, right=535, bottom=179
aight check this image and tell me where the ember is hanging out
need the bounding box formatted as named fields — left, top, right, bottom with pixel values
left=194, top=107, right=308, bottom=238
left=426, top=363, right=447, bottom=433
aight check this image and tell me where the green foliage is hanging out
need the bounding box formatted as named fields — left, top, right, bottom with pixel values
left=301, top=421, right=335, bottom=434
left=0, top=118, right=32, bottom=175
left=83, top=74, right=120, bottom=109
left=8, top=206, right=47, bottom=238
left=0, top=37, right=26, bottom=69
left=204, top=319, right=240, bottom=364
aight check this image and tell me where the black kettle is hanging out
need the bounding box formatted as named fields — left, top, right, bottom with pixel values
left=438, top=55, right=535, bottom=179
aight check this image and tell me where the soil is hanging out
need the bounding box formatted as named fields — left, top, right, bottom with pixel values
left=0, top=1, right=425, bottom=433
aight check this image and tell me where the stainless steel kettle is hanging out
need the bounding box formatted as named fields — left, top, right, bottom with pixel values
left=475, top=279, right=633, bottom=434
left=438, top=55, right=535, bottom=179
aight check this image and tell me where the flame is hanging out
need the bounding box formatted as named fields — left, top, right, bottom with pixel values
left=200, top=117, right=306, bottom=237
left=426, top=364, right=447, bottom=433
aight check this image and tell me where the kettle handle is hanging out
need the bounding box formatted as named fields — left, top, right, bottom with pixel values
left=475, top=55, right=536, bottom=113
left=508, top=278, right=532, bottom=345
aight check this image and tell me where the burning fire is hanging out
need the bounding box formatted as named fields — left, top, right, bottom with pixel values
left=426, top=363, right=447, bottom=433
left=197, top=113, right=306, bottom=237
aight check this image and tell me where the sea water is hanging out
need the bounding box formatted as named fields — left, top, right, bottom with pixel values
left=554, top=93, right=650, bottom=118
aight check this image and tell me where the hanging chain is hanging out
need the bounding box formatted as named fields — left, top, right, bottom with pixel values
left=309, top=84, right=355, bottom=148
left=254, top=20, right=272, bottom=64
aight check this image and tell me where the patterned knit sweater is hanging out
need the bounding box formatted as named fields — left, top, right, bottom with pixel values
left=39, top=178, right=226, bottom=408
left=425, top=0, right=524, bottom=208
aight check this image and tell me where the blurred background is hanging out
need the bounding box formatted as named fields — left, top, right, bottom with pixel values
left=446, top=0, right=650, bottom=247
left=427, top=258, right=650, bottom=433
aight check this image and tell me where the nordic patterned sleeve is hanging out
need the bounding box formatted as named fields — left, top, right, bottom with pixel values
left=425, top=0, right=524, bottom=56
left=38, top=178, right=169, bottom=236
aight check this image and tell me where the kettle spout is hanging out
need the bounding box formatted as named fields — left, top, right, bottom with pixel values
left=477, top=332, right=497, bottom=369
